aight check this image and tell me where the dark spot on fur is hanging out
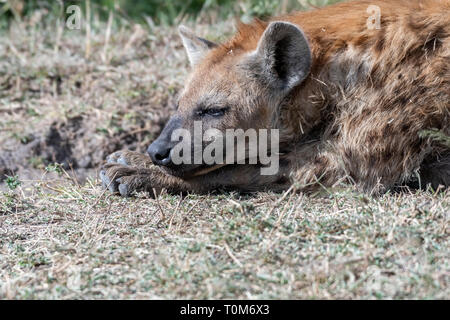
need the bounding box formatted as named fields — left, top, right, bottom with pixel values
left=279, top=158, right=290, bottom=167
left=367, top=131, right=379, bottom=144
left=383, top=149, right=393, bottom=161
left=343, top=148, right=355, bottom=161
left=383, top=123, right=393, bottom=135
left=401, top=123, right=410, bottom=132
left=353, top=34, right=370, bottom=48
left=423, top=34, right=443, bottom=54
left=313, top=156, right=328, bottom=167
left=368, top=154, right=378, bottom=167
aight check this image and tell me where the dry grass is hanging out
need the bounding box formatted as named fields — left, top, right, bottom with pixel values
left=1, top=177, right=449, bottom=299
left=0, top=7, right=449, bottom=300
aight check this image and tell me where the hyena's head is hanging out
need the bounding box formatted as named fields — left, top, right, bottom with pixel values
left=148, top=21, right=312, bottom=178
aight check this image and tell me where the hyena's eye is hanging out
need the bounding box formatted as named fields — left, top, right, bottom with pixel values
left=195, top=107, right=228, bottom=118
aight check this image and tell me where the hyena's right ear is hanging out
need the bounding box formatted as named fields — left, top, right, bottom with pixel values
left=242, top=21, right=312, bottom=94
left=179, top=25, right=218, bottom=67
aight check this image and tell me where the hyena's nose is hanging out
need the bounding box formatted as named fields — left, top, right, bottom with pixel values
left=147, top=141, right=172, bottom=167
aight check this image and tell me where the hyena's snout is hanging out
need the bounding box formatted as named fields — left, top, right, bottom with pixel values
left=147, top=139, right=173, bottom=166
left=147, top=116, right=182, bottom=167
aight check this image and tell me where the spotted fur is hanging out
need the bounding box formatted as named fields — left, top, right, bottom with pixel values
left=101, top=0, right=450, bottom=196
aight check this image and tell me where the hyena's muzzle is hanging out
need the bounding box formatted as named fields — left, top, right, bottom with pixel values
left=147, top=115, right=224, bottom=178
left=147, top=116, right=180, bottom=167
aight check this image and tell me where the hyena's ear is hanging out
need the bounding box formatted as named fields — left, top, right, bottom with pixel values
left=242, top=21, right=312, bottom=93
left=179, top=25, right=218, bottom=67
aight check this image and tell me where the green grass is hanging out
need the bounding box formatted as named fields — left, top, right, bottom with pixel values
left=0, top=0, right=344, bottom=28
left=419, top=129, right=450, bottom=148
left=0, top=0, right=292, bottom=27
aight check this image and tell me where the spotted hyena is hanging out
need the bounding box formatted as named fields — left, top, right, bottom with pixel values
left=100, top=0, right=450, bottom=196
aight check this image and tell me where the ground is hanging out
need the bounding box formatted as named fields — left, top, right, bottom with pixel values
left=0, top=9, right=449, bottom=299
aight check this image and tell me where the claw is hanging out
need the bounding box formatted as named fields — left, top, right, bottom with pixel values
left=101, top=150, right=154, bottom=197
left=117, top=156, right=128, bottom=166
left=118, top=183, right=131, bottom=197
left=107, top=152, right=119, bottom=164
left=100, top=170, right=118, bottom=193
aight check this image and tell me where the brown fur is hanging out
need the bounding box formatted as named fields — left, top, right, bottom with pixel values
left=101, top=0, right=450, bottom=196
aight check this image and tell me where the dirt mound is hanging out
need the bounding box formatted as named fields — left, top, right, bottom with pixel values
left=0, top=106, right=173, bottom=183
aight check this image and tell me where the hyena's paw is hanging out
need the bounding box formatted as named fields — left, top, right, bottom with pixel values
left=100, top=150, right=158, bottom=197
left=100, top=164, right=158, bottom=197
left=105, top=150, right=153, bottom=168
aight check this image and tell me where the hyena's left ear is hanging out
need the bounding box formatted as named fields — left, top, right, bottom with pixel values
left=179, top=25, right=218, bottom=67
left=242, top=21, right=312, bottom=94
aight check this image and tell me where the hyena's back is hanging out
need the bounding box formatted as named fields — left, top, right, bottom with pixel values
left=276, top=0, right=450, bottom=191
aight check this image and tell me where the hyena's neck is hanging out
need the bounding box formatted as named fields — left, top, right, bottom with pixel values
left=276, top=42, right=374, bottom=142
left=264, top=1, right=379, bottom=141
left=272, top=0, right=410, bottom=142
